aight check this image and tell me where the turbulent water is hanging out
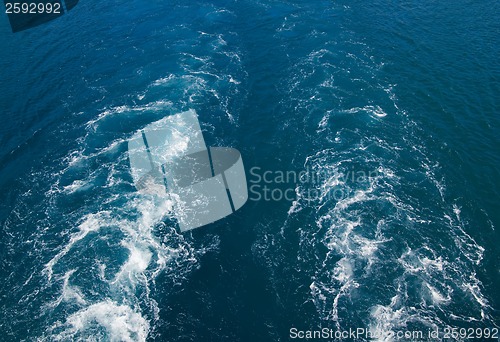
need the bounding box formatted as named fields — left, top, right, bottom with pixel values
left=0, top=0, right=498, bottom=341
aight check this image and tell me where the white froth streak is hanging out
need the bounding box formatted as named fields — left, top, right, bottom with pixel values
left=43, top=123, right=194, bottom=341
left=45, top=194, right=176, bottom=341
left=44, top=212, right=110, bottom=282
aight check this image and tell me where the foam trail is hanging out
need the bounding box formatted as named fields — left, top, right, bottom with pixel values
left=43, top=193, right=174, bottom=341
left=258, top=19, right=496, bottom=338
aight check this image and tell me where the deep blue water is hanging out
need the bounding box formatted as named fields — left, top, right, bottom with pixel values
left=0, top=0, right=499, bottom=341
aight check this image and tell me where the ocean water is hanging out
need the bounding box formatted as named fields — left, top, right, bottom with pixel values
left=0, top=0, right=498, bottom=341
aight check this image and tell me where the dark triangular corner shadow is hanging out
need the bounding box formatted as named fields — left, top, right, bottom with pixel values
left=65, top=0, right=78, bottom=10
left=5, top=0, right=79, bottom=33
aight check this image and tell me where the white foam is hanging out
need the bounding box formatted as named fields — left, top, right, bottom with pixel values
left=44, top=270, right=87, bottom=310
left=43, top=193, right=185, bottom=340
left=112, top=241, right=152, bottom=288
left=425, top=282, right=450, bottom=305
left=341, top=105, right=387, bottom=118
left=63, top=179, right=92, bottom=194
left=52, top=300, right=149, bottom=342
left=44, top=212, right=109, bottom=281
left=333, top=257, right=353, bottom=283
left=369, top=303, right=406, bottom=342
left=85, top=100, right=174, bottom=131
